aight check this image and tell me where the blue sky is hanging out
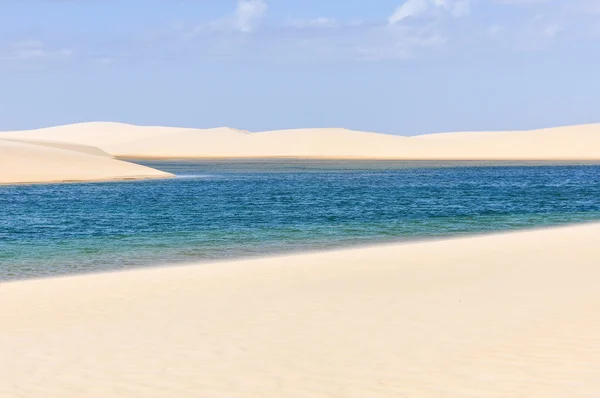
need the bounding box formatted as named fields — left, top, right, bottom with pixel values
left=1, top=0, right=599, bottom=135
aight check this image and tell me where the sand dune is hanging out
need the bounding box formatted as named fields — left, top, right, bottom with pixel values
left=1, top=223, right=600, bottom=397
left=1, top=138, right=114, bottom=158
left=108, top=127, right=414, bottom=158
left=2, top=122, right=600, bottom=159
left=0, top=138, right=173, bottom=184
left=411, top=123, right=600, bottom=159
left=0, top=122, right=177, bottom=148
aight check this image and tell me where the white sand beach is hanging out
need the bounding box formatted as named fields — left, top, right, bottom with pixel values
left=0, top=138, right=173, bottom=184
left=2, top=122, right=600, bottom=160
left=2, top=223, right=600, bottom=397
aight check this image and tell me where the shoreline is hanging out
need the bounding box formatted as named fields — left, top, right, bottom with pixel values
left=4, top=220, right=600, bottom=284
left=0, top=138, right=174, bottom=185
left=2, top=221, right=600, bottom=396
left=123, top=155, right=600, bottom=161
left=0, top=174, right=174, bottom=187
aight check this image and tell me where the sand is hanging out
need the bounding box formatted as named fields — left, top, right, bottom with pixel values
left=2, top=122, right=600, bottom=159
left=1, top=138, right=114, bottom=158
left=0, top=122, right=178, bottom=148
left=1, top=223, right=600, bottom=397
left=0, top=138, right=173, bottom=184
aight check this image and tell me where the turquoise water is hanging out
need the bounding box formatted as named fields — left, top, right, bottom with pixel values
left=2, top=160, right=600, bottom=281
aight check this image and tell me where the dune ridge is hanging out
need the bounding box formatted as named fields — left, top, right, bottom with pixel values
left=0, top=138, right=173, bottom=184
left=2, top=122, right=600, bottom=159
left=1, top=223, right=600, bottom=397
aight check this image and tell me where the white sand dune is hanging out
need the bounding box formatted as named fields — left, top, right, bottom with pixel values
left=1, top=137, right=114, bottom=158
left=411, top=124, right=600, bottom=159
left=0, top=138, right=173, bottom=184
left=107, top=127, right=414, bottom=158
left=2, top=122, right=600, bottom=159
left=1, top=223, right=600, bottom=397
left=0, top=122, right=177, bottom=148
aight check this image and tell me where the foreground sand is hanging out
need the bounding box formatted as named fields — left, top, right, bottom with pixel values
left=0, top=138, right=173, bottom=184
left=2, top=122, right=600, bottom=159
left=2, top=223, right=600, bottom=397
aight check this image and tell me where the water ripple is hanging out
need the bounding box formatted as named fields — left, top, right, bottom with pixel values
left=2, top=160, right=600, bottom=281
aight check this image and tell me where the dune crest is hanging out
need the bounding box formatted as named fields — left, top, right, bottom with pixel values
left=2, top=122, right=600, bottom=159
left=0, top=138, right=173, bottom=184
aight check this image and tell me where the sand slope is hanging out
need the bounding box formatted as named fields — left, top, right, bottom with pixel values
left=108, top=127, right=414, bottom=158
left=1, top=138, right=114, bottom=158
left=2, top=122, right=600, bottom=159
left=412, top=123, right=600, bottom=159
left=0, top=139, right=173, bottom=184
left=0, top=122, right=176, bottom=148
left=1, top=223, right=600, bottom=397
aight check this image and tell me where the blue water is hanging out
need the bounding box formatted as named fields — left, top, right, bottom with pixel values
left=2, top=160, right=600, bottom=281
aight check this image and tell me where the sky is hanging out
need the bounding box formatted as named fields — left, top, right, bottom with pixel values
left=1, top=0, right=599, bottom=135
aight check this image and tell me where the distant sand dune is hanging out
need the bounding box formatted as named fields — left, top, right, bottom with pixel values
left=2, top=122, right=599, bottom=183
left=2, top=223, right=600, bottom=397
left=411, top=124, right=600, bottom=159
left=108, top=127, right=414, bottom=158
left=0, top=122, right=171, bottom=148
left=2, top=122, right=599, bottom=160
left=0, top=138, right=173, bottom=184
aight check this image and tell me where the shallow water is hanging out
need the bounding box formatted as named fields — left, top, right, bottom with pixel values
left=2, top=160, right=600, bottom=281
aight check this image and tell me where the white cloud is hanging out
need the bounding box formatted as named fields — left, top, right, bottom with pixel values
left=529, top=14, right=563, bottom=38
left=541, top=22, right=562, bottom=38
left=492, top=0, right=551, bottom=4
left=389, top=0, right=470, bottom=24
left=358, top=24, right=447, bottom=60
left=488, top=14, right=566, bottom=52
left=452, top=0, right=471, bottom=17
left=285, top=17, right=339, bottom=29
left=575, top=0, right=600, bottom=14
left=54, top=0, right=597, bottom=64
left=283, top=17, right=365, bottom=30
left=231, top=0, right=268, bottom=32
left=193, top=0, right=268, bottom=34
left=13, top=40, right=44, bottom=49
left=1, top=40, right=73, bottom=61
left=389, top=0, right=430, bottom=23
